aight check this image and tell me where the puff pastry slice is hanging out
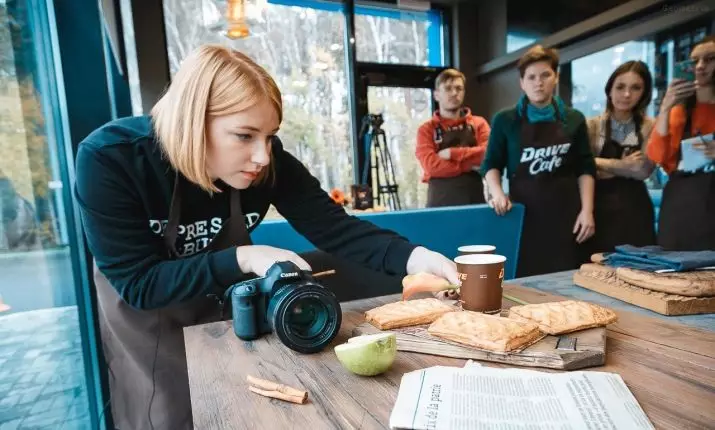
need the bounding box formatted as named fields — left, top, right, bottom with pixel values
left=365, top=298, right=456, bottom=330
left=507, top=300, right=617, bottom=335
left=427, top=311, right=542, bottom=353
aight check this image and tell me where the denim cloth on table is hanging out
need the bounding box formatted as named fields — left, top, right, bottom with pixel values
left=602, top=245, right=715, bottom=272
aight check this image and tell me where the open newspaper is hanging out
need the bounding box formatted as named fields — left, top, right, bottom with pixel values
left=389, top=363, right=654, bottom=430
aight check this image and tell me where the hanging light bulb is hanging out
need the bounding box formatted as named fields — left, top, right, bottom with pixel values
left=226, top=0, right=250, bottom=39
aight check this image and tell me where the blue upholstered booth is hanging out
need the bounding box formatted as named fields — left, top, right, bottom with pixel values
left=250, top=203, right=525, bottom=301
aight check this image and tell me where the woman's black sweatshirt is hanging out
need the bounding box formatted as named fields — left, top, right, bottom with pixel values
left=74, top=115, right=416, bottom=309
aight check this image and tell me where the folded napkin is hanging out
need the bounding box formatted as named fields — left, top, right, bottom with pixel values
left=602, top=245, right=715, bottom=272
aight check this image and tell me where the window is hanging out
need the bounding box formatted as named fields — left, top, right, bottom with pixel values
left=355, top=6, right=444, bottom=66
left=163, top=0, right=353, bottom=193
left=506, top=33, right=537, bottom=53
left=1, top=1, right=91, bottom=427
left=506, top=0, right=631, bottom=53
left=366, top=86, right=432, bottom=210
left=571, top=40, right=656, bottom=119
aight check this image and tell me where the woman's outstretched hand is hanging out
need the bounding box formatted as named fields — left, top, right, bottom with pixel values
left=405, top=246, right=460, bottom=300
left=236, top=245, right=312, bottom=277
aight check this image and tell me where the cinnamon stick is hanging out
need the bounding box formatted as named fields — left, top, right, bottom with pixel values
left=313, top=269, right=336, bottom=278
left=249, top=386, right=307, bottom=404
left=247, top=375, right=308, bottom=404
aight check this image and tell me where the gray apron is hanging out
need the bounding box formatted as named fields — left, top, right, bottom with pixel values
left=94, top=174, right=252, bottom=429
left=426, top=123, right=485, bottom=207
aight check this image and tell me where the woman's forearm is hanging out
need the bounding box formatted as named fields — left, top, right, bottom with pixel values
left=595, top=157, right=654, bottom=180
left=485, top=169, right=505, bottom=196
left=654, top=106, right=671, bottom=137
left=578, top=174, right=595, bottom=213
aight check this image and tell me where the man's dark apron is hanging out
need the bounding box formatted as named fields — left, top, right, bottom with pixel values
left=657, top=126, right=715, bottom=250
left=94, top=174, right=252, bottom=430
left=427, top=124, right=485, bottom=207
left=588, top=138, right=656, bottom=254
left=510, top=102, right=582, bottom=278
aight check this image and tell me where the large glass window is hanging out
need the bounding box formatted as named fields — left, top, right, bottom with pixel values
left=355, top=6, right=444, bottom=66
left=506, top=33, right=537, bottom=53
left=571, top=40, right=657, bottom=119
left=163, top=0, right=353, bottom=193
left=367, top=86, right=432, bottom=210
left=1, top=1, right=91, bottom=427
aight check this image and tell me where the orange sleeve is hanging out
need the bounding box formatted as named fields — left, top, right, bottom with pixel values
left=415, top=123, right=461, bottom=178
left=451, top=117, right=491, bottom=166
left=646, top=106, right=685, bottom=174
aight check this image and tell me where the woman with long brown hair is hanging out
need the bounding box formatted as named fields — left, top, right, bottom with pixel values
left=584, top=60, right=657, bottom=256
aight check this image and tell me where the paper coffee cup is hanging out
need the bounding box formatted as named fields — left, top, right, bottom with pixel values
left=457, top=245, right=496, bottom=255
left=454, top=254, right=506, bottom=314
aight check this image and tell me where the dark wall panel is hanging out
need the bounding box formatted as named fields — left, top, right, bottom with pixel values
left=475, top=68, right=523, bottom=121
left=453, top=0, right=512, bottom=121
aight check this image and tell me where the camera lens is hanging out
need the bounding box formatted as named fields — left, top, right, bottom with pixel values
left=269, top=284, right=341, bottom=354
left=286, top=297, right=325, bottom=338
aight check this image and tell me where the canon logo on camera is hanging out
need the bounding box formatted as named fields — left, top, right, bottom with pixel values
left=280, top=272, right=299, bottom=278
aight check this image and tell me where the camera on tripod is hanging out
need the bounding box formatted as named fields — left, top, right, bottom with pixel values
left=353, top=113, right=402, bottom=211
left=362, top=113, right=384, bottom=133
left=229, top=261, right=342, bottom=354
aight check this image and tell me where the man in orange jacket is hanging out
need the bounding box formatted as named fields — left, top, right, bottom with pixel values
left=416, top=68, right=491, bottom=207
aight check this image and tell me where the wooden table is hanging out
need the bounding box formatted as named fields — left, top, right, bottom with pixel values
left=184, top=284, right=715, bottom=430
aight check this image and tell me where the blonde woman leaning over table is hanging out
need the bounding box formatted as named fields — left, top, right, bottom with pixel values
left=73, top=44, right=459, bottom=430
left=584, top=60, right=657, bottom=258
left=647, top=35, right=715, bottom=251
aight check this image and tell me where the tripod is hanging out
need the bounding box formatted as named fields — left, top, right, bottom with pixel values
left=359, top=114, right=402, bottom=211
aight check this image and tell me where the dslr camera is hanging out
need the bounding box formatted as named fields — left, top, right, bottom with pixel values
left=359, top=113, right=385, bottom=138
left=229, top=261, right=342, bottom=354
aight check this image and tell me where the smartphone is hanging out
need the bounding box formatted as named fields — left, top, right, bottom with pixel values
left=673, top=59, right=695, bottom=82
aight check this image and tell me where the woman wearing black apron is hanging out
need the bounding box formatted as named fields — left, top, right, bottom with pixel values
left=481, top=45, right=596, bottom=277
left=75, top=45, right=459, bottom=430
left=584, top=61, right=657, bottom=256
left=647, top=35, right=715, bottom=251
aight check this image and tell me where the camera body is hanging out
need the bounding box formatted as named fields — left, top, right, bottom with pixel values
left=230, top=261, right=342, bottom=354
left=367, top=113, right=384, bottom=129
left=359, top=113, right=385, bottom=138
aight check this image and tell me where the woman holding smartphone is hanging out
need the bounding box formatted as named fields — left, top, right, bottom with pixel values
left=481, top=45, right=596, bottom=277
left=647, top=35, right=715, bottom=251
left=584, top=61, right=656, bottom=255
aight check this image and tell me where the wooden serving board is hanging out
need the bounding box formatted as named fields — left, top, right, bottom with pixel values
left=574, top=264, right=715, bottom=316
left=353, top=321, right=606, bottom=371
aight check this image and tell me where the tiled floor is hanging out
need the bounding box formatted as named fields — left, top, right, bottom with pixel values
left=0, top=307, right=91, bottom=430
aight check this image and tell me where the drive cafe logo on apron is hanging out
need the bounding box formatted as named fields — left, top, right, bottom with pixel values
left=520, top=143, right=571, bottom=175
left=148, top=212, right=261, bottom=257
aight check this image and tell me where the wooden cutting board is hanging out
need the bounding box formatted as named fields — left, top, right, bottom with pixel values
left=574, top=264, right=715, bottom=316
left=352, top=321, right=606, bottom=371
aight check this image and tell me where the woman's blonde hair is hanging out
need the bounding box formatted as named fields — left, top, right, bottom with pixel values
left=151, top=44, right=281, bottom=192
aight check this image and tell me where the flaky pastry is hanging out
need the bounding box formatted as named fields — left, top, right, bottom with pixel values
left=427, top=311, right=542, bottom=353
left=507, top=300, right=617, bottom=335
left=365, top=298, right=456, bottom=330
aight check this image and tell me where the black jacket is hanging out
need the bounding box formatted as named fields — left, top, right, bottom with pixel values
left=74, top=115, right=416, bottom=309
